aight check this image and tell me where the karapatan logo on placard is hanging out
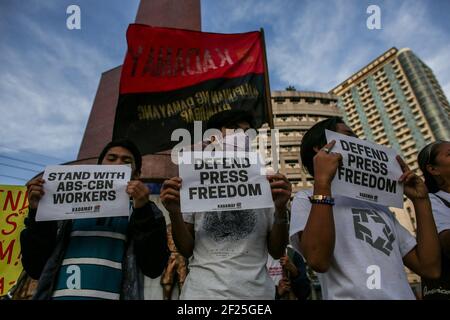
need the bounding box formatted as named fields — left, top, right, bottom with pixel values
left=65, top=204, right=102, bottom=215
left=217, top=202, right=242, bottom=209
left=357, top=192, right=379, bottom=203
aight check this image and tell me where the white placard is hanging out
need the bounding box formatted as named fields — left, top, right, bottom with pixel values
left=178, top=151, right=274, bottom=213
left=325, top=130, right=404, bottom=208
left=36, top=165, right=132, bottom=221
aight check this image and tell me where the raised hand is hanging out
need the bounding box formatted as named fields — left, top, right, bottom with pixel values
left=160, top=177, right=182, bottom=215
left=313, top=140, right=342, bottom=185
left=26, top=178, right=45, bottom=210
left=397, top=155, right=429, bottom=201
left=127, top=180, right=150, bottom=208
left=267, top=173, right=292, bottom=211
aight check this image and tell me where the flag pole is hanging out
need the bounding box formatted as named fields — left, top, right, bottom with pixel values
left=260, top=28, right=279, bottom=172
left=260, top=28, right=274, bottom=129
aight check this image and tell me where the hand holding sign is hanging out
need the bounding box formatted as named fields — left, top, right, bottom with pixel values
left=313, top=140, right=343, bottom=186
left=160, top=177, right=182, bottom=215
left=397, top=156, right=429, bottom=201
left=26, top=178, right=46, bottom=210
left=127, top=180, right=150, bottom=208
left=268, top=173, right=292, bottom=211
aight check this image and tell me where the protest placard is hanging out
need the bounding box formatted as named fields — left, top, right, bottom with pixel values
left=0, top=185, right=28, bottom=296
left=179, top=151, right=274, bottom=213
left=325, top=130, right=404, bottom=208
left=36, top=165, right=131, bottom=221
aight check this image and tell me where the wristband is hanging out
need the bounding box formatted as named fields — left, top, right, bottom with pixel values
left=309, top=195, right=335, bottom=206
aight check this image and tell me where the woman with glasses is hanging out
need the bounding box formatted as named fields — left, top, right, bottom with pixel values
left=418, top=140, right=450, bottom=299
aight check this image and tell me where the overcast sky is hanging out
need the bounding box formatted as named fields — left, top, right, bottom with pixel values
left=1, top=0, right=449, bottom=185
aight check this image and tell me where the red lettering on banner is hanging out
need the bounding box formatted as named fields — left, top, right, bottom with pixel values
left=0, top=239, right=15, bottom=265
left=139, top=47, right=231, bottom=78
left=120, top=24, right=264, bottom=94
left=0, top=277, right=4, bottom=295
left=2, top=213, right=18, bottom=236
left=2, top=190, right=24, bottom=211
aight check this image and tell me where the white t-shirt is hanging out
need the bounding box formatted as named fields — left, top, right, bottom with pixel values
left=180, top=208, right=275, bottom=300
left=429, top=191, right=450, bottom=234
left=289, top=189, right=417, bottom=300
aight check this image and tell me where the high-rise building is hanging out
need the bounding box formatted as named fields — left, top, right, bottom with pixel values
left=271, top=90, right=341, bottom=193
left=330, top=47, right=450, bottom=295
left=331, top=47, right=450, bottom=173
left=330, top=47, right=450, bottom=231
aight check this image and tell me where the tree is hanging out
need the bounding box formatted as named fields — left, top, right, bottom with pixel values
left=286, top=85, right=296, bottom=91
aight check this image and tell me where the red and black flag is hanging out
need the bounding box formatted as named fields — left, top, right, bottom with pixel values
left=113, top=24, right=271, bottom=155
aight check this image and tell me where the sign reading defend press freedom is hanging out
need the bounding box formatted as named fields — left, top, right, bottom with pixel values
left=36, top=165, right=131, bottom=221
left=325, top=130, right=404, bottom=208
left=179, top=151, right=274, bottom=213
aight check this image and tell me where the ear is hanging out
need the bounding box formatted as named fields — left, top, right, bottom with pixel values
left=426, top=164, right=441, bottom=177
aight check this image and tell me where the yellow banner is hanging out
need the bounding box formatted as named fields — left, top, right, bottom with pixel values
left=0, top=185, right=28, bottom=296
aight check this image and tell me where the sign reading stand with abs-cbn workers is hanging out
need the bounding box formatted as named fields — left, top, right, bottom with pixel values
left=179, top=151, right=274, bottom=213
left=36, top=165, right=131, bottom=221
left=325, top=129, right=404, bottom=208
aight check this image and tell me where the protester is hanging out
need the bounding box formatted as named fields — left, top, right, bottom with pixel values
left=20, top=139, right=169, bottom=300
left=418, top=140, right=450, bottom=299
left=160, top=109, right=291, bottom=299
left=290, top=116, right=440, bottom=299
left=266, top=245, right=311, bottom=300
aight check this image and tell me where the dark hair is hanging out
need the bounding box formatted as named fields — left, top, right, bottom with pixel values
left=300, top=117, right=345, bottom=176
left=417, top=141, right=446, bottom=193
left=206, top=109, right=255, bottom=130
left=97, top=139, right=142, bottom=174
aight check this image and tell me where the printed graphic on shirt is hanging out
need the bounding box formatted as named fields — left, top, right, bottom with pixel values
left=352, top=208, right=395, bottom=256
left=268, top=265, right=283, bottom=277
left=202, top=209, right=257, bottom=242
